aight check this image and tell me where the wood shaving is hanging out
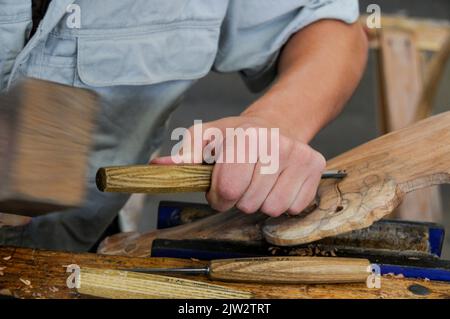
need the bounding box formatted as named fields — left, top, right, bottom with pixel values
left=3, top=256, right=11, bottom=261
left=49, top=286, right=59, bottom=292
left=19, top=278, right=31, bottom=286
left=268, top=247, right=280, bottom=255
left=385, top=273, right=404, bottom=279
left=0, top=271, right=3, bottom=276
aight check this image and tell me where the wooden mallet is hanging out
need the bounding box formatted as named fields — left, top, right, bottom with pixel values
left=0, top=79, right=98, bottom=216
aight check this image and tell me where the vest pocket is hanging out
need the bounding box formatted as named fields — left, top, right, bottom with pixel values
left=76, top=22, right=220, bottom=87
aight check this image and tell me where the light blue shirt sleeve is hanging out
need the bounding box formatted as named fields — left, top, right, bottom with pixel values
left=214, top=0, right=360, bottom=92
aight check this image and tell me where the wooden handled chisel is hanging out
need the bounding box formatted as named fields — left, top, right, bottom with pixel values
left=96, top=165, right=347, bottom=193
left=122, top=256, right=371, bottom=284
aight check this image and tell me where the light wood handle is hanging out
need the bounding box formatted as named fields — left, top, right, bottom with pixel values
left=96, top=165, right=213, bottom=193
left=79, top=268, right=252, bottom=299
left=209, top=257, right=371, bottom=284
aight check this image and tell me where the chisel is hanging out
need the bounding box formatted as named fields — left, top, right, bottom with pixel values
left=122, top=256, right=371, bottom=284
left=96, top=165, right=347, bottom=193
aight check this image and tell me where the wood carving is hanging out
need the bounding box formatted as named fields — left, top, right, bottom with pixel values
left=2, top=247, right=450, bottom=299
left=0, top=79, right=97, bottom=216
left=263, top=112, right=450, bottom=246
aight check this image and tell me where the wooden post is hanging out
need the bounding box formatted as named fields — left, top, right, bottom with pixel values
left=377, top=29, right=443, bottom=222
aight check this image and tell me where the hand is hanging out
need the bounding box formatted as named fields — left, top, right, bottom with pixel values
left=151, top=115, right=326, bottom=217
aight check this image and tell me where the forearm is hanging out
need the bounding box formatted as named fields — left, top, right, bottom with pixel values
left=242, top=19, right=368, bottom=143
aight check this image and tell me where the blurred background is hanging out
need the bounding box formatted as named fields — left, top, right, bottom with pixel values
left=127, top=0, right=450, bottom=257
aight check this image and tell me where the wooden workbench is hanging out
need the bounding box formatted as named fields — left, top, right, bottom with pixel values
left=1, top=246, right=450, bottom=299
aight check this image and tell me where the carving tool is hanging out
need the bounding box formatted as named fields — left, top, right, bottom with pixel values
left=121, top=256, right=371, bottom=284
left=96, top=165, right=347, bottom=193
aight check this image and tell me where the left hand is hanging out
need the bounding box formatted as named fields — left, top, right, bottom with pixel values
left=151, top=115, right=326, bottom=217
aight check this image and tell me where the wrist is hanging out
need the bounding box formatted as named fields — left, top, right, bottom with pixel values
left=241, top=105, right=315, bottom=144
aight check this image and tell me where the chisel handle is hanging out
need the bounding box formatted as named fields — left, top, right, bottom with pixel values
left=96, top=165, right=212, bottom=193
left=208, top=257, right=371, bottom=284
left=96, top=165, right=346, bottom=193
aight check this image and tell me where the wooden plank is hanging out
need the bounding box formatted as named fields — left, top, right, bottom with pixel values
left=1, top=247, right=450, bottom=299
left=0, top=79, right=98, bottom=216
left=378, top=29, right=423, bottom=132
left=377, top=29, right=442, bottom=221
left=415, top=35, right=450, bottom=121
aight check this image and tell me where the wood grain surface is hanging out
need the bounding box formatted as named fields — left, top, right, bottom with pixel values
left=78, top=268, right=251, bottom=299
left=96, top=165, right=213, bottom=193
left=1, top=247, right=450, bottom=299
left=208, top=257, right=370, bottom=284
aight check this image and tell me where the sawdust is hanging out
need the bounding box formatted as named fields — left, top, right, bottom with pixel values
left=283, top=246, right=338, bottom=257
left=385, top=273, right=405, bottom=279
left=49, top=286, right=59, bottom=292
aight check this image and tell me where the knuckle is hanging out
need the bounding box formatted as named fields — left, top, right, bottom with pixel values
left=287, top=206, right=302, bottom=215
left=210, top=202, right=229, bottom=213
left=291, top=199, right=308, bottom=214
left=261, top=202, right=287, bottom=217
left=236, top=201, right=257, bottom=214
left=215, top=181, right=242, bottom=202
left=206, top=193, right=229, bottom=213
